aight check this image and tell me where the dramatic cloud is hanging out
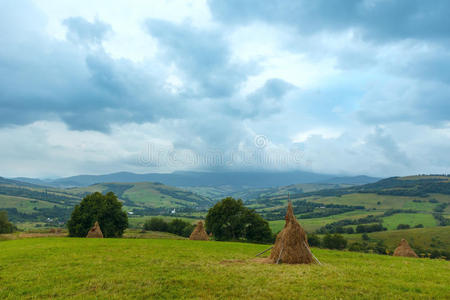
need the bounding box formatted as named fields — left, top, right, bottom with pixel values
left=0, top=0, right=449, bottom=177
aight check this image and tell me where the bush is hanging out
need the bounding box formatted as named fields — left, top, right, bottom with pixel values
left=0, top=211, right=15, bottom=233
left=397, top=224, right=410, bottom=230
left=205, top=197, right=272, bottom=242
left=414, top=224, right=424, bottom=228
left=168, top=219, right=194, bottom=237
left=362, top=233, right=370, bottom=241
left=67, top=192, right=128, bottom=238
left=307, top=233, right=321, bottom=247
left=356, top=223, right=386, bottom=233
left=143, top=217, right=195, bottom=238
left=349, top=242, right=368, bottom=252
left=143, top=217, right=169, bottom=232
left=322, top=233, right=347, bottom=250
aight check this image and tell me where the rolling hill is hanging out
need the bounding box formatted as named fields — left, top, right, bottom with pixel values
left=0, top=178, right=212, bottom=226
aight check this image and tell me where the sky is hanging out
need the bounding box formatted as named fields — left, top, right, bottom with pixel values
left=0, top=0, right=449, bottom=178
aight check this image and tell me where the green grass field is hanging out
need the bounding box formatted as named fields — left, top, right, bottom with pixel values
left=0, top=238, right=448, bottom=299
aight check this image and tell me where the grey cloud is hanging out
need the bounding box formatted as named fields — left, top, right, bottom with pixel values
left=366, top=127, right=410, bottom=167
left=0, top=4, right=183, bottom=132
left=63, top=17, right=112, bottom=45
left=145, top=19, right=255, bottom=98
left=357, top=80, right=450, bottom=127
left=208, top=0, right=450, bottom=42
left=239, top=78, right=296, bottom=118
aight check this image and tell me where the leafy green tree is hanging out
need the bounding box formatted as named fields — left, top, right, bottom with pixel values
left=243, top=209, right=273, bottom=243
left=0, top=211, right=15, bottom=234
left=67, top=192, right=128, bottom=238
left=205, top=197, right=272, bottom=242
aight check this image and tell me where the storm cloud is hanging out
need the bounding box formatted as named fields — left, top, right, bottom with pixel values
left=0, top=0, right=449, bottom=177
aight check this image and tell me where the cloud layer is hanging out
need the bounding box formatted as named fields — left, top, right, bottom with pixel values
left=0, top=0, right=449, bottom=177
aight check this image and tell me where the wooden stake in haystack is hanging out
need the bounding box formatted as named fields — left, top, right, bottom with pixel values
left=189, top=221, right=209, bottom=240
left=393, top=239, right=418, bottom=258
left=269, top=201, right=315, bottom=264
left=86, top=221, right=103, bottom=238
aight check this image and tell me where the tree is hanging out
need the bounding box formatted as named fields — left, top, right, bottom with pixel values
left=67, top=192, right=128, bottom=238
left=205, top=197, right=272, bottom=242
left=243, top=209, right=273, bottom=243
left=0, top=211, right=15, bottom=234
left=144, top=217, right=169, bottom=232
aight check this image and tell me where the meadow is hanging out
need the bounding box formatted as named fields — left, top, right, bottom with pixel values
left=0, top=238, right=449, bottom=299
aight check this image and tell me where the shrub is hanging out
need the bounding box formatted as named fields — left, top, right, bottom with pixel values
left=397, top=224, right=410, bottom=230
left=0, top=211, right=15, bottom=233
left=143, top=217, right=195, bottom=238
left=414, top=224, right=424, bottom=228
left=362, top=233, right=369, bottom=241
left=307, top=233, right=321, bottom=247
left=67, top=192, right=128, bottom=238
left=168, top=219, right=194, bottom=237
left=322, top=233, right=347, bottom=250
left=143, top=217, right=169, bottom=232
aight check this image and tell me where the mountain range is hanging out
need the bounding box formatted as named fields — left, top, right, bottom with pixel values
left=13, top=171, right=380, bottom=188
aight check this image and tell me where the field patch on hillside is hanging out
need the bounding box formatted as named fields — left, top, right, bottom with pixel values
left=382, top=213, right=438, bottom=230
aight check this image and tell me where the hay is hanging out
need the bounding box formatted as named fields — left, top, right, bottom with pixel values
left=269, top=202, right=314, bottom=264
left=393, top=239, right=418, bottom=258
left=86, top=221, right=103, bottom=238
left=189, top=221, right=209, bottom=240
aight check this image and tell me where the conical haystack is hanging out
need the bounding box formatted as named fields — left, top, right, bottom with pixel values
left=393, top=239, right=418, bottom=258
left=86, top=221, right=103, bottom=238
left=269, top=202, right=314, bottom=264
left=189, top=221, right=209, bottom=240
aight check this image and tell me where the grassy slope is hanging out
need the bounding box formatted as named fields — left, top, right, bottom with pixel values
left=0, top=194, right=62, bottom=213
left=0, top=238, right=448, bottom=299
left=369, top=227, right=450, bottom=251
left=337, top=227, right=450, bottom=253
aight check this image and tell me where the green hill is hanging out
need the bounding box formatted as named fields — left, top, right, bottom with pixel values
left=0, top=180, right=212, bottom=227
left=0, top=238, right=448, bottom=299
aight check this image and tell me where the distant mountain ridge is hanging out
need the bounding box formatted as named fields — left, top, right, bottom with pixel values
left=12, top=171, right=381, bottom=188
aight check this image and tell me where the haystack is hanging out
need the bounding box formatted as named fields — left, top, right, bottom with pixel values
left=189, top=221, right=209, bottom=240
left=86, top=221, right=103, bottom=238
left=269, top=202, right=314, bottom=264
left=393, top=239, right=418, bottom=258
